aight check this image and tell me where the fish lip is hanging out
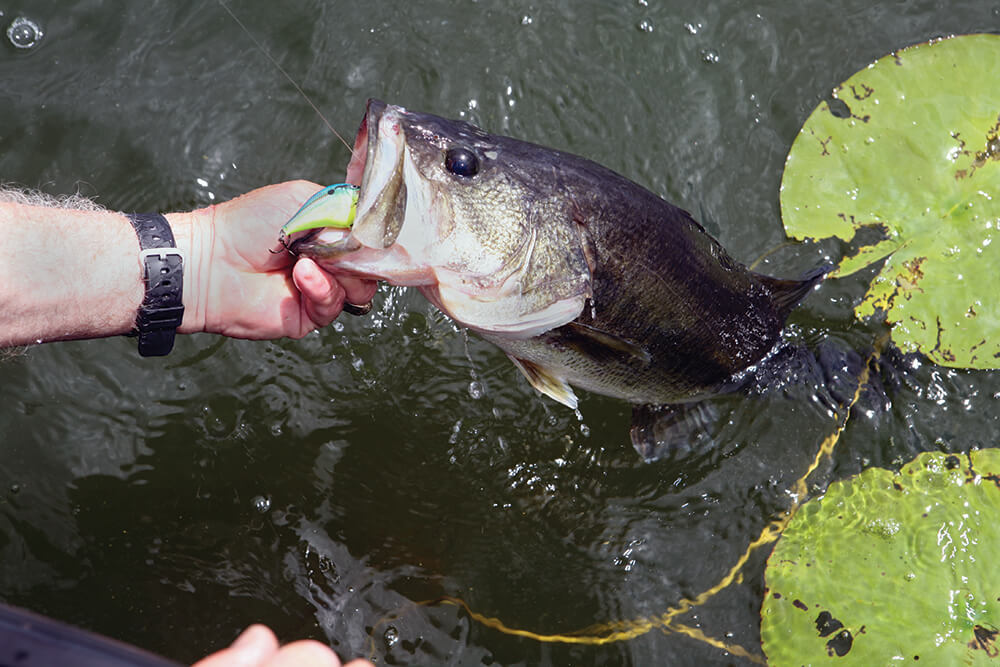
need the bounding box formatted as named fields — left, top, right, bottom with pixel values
left=287, top=227, right=362, bottom=256
left=285, top=228, right=317, bottom=254
left=348, top=99, right=409, bottom=249
left=346, top=99, right=386, bottom=188
left=348, top=99, right=391, bottom=220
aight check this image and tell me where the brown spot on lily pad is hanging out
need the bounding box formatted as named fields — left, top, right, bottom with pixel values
left=969, top=624, right=999, bottom=658
left=850, top=84, right=874, bottom=101
left=816, top=610, right=845, bottom=637
left=826, top=629, right=854, bottom=657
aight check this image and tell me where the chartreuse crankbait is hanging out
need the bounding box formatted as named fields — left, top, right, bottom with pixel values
left=281, top=183, right=359, bottom=237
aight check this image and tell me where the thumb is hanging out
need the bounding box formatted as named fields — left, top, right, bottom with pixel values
left=191, top=624, right=279, bottom=667
left=292, top=258, right=347, bottom=329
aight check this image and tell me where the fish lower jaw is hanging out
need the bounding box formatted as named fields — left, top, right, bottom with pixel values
left=329, top=245, right=437, bottom=287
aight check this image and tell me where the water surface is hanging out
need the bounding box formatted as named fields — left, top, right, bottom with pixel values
left=1, top=1, right=999, bottom=664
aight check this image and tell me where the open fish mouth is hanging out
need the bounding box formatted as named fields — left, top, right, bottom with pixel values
left=287, top=100, right=404, bottom=255
left=280, top=103, right=379, bottom=257
left=284, top=100, right=442, bottom=288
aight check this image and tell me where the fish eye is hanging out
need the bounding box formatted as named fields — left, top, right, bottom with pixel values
left=444, top=147, right=479, bottom=178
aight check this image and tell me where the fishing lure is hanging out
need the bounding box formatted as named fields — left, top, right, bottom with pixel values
left=277, top=183, right=371, bottom=315
left=278, top=183, right=359, bottom=252
left=283, top=183, right=359, bottom=233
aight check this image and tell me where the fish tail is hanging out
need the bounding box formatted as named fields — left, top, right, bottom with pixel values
left=755, top=265, right=830, bottom=320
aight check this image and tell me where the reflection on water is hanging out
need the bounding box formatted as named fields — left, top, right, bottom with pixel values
left=2, top=1, right=1000, bottom=665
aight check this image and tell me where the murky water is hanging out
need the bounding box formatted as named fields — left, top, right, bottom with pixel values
left=1, top=1, right=999, bottom=664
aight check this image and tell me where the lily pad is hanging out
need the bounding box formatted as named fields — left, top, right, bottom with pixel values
left=761, top=449, right=1000, bottom=665
left=781, top=34, right=1000, bottom=369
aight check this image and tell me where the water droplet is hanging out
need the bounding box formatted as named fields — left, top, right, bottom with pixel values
left=7, top=17, right=43, bottom=50
left=521, top=15, right=533, bottom=25
left=701, top=48, right=720, bottom=64
left=332, top=321, right=344, bottom=332
left=9, top=483, right=21, bottom=495
left=252, top=495, right=272, bottom=513
left=384, top=626, right=399, bottom=647
left=468, top=380, right=484, bottom=399
left=637, top=19, right=654, bottom=33
left=683, top=21, right=700, bottom=34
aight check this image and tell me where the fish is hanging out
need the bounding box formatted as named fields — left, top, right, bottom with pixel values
left=286, top=99, right=824, bottom=458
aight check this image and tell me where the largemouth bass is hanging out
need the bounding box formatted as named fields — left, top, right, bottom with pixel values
left=287, top=100, right=823, bottom=455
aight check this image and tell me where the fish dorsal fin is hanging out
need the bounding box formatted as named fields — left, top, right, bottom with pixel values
left=506, top=355, right=579, bottom=409
left=560, top=321, right=652, bottom=365
left=753, top=266, right=829, bottom=321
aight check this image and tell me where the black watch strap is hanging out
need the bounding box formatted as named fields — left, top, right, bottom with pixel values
left=125, top=213, right=185, bottom=357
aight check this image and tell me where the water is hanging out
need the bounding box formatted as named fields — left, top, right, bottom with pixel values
left=0, top=1, right=998, bottom=664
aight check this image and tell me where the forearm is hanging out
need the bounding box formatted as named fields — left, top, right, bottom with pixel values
left=0, top=181, right=374, bottom=348
left=0, top=194, right=205, bottom=347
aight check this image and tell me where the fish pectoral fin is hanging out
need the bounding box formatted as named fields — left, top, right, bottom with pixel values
left=560, top=322, right=651, bottom=365
left=629, top=402, right=719, bottom=462
left=507, top=355, right=579, bottom=409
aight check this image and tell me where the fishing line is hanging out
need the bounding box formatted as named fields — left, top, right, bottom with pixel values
left=748, top=240, right=796, bottom=271
left=217, top=0, right=354, bottom=153
left=370, top=343, right=881, bottom=661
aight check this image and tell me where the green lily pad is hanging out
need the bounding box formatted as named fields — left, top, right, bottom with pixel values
left=761, top=449, right=1000, bottom=665
left=781, top=34, right=1000, bottom=369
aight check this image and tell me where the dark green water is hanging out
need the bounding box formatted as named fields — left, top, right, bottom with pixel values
left=1, top=1, right=999, bottom=664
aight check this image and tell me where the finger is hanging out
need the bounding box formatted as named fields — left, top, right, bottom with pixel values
left=292, top=257, right=346, bottom=328
left=337, top=275, right=379, bottom=308
left=191, top=624, right=280, bottom=667
left=263, top=640, right=343, bottom=667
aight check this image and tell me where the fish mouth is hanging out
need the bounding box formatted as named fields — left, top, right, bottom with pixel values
left=348, top=99, right=407, bottom=249
left=286, top=100, right=438, bottom=286
left=288, top=99, right=408, bottom=259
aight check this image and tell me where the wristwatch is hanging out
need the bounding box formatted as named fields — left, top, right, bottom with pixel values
left=125, top=213, right=185, bottom=357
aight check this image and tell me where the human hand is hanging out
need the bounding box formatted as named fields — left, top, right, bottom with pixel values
left=172, top=180, right=377, bottom=339
left=191, top=624, right=373, bottom=667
